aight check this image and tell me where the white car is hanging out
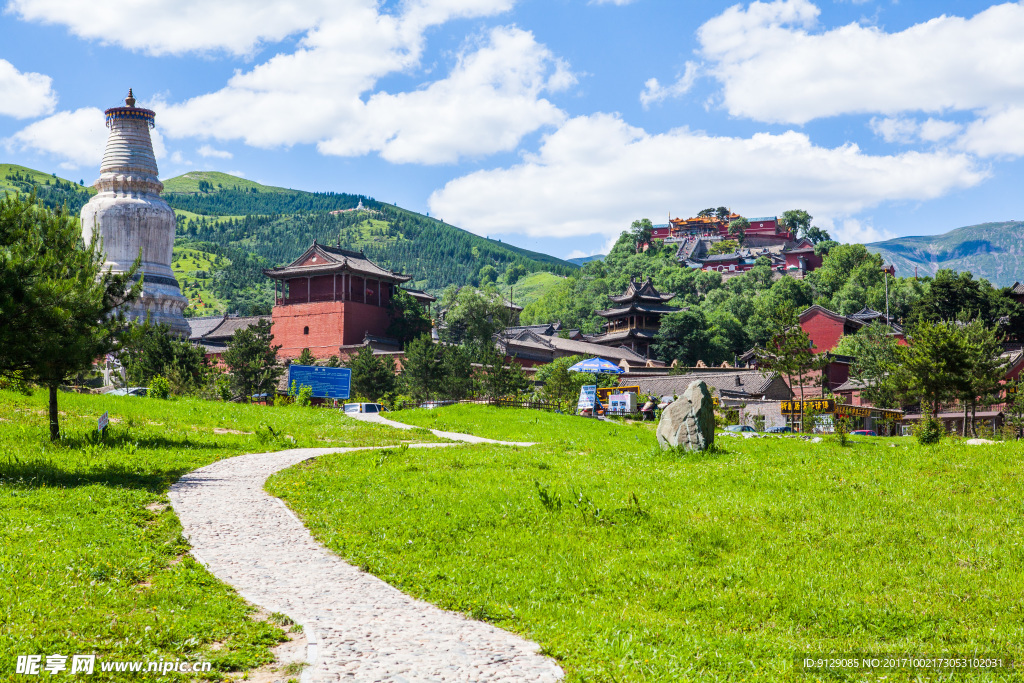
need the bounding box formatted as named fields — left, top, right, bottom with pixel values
left=343, top=403, right=386, bottom=414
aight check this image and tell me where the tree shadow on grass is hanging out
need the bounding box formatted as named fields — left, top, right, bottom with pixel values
left=0, top=459, right=191, bottom=492
left=0, top=431, right=234, bottom=493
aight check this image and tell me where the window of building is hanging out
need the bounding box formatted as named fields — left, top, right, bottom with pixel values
left=303, top=326, right=309, bottom=335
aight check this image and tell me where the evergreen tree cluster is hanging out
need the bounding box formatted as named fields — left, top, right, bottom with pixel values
left=171, top=201, right=572, bottom=300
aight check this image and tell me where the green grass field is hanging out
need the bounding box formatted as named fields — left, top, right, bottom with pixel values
left=171, top=246, right=231, bottom=315
left=504, top=271, right=566, bottom=309
left=162, top=172, right=289, bottom=195
left=0, top=390, right=439, bottom=681
left=269, top=405, right=1024, bottom=682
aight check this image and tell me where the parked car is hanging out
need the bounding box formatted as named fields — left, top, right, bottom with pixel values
left=724, top=424, right=757, bottom=433
left=766, top=425, right=793, bottom=433
left=107, top=387, right=147, bottom=397
left=850, top=429, right=877, bottom=436
left=343, top=403, right=386, bottom=414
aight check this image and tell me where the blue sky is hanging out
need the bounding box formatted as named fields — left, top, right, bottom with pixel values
left=2, top=0, right=1022, bottom=260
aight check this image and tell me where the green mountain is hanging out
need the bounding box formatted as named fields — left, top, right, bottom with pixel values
left=1, top=164, right=95, bottom=214
left=2, top=166, right=576, bottom=315
left=866, top=221, right=1024, bottom=287
left=161, top=172, right=576, bottom=313
left=567, top=254, right=605, bottom=266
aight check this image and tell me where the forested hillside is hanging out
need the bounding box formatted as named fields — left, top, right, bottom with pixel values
left=2, top=167, right=576, bottom=315
left=1, top=164, right=94, bottom=215
left=523, top=223, right=1024, bottom=366
left=160, top=172, right=576, bottom=314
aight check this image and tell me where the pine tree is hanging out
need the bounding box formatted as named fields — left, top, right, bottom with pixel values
left=223, top=319, right=282, bottom=402
left=344, top=346, right=396, bottom=400
left=0, top=193, right=140, bottom=440
left=400, top=335, right=441, bottom=400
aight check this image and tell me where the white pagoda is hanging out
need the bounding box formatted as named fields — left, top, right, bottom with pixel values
left=80, top=89, right=189, bottom=336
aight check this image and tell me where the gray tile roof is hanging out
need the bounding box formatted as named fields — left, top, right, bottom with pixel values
left=201, top=315, right=271, bottom=342
left=621, top=369, right=789, bottom=400
left=188, top=315, right=226, bottom=340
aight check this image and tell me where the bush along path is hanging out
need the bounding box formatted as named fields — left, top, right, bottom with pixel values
left=168, top=437, right=561, bottom=683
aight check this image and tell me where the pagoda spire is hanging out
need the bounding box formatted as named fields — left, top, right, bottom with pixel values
left=80, top=90, right=189, bottom=336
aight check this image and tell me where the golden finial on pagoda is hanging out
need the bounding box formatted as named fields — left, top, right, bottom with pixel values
left=125, top=88, right=136, bottom=107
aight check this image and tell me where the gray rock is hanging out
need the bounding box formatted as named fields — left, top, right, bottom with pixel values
left=656, top=380, right=715, bottom=451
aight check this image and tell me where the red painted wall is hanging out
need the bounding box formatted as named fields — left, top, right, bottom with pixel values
left=272, top=300, right=393, bottom=359
left=785, top=251, right=822, bottom=271
left=800, top=309, right=847, bottom=354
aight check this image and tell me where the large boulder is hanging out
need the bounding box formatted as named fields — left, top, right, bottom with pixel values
left=657, top=380, right=715, bottom=451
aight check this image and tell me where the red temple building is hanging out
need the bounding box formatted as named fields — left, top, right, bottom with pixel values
left=264, top=241, right=433, bottom=360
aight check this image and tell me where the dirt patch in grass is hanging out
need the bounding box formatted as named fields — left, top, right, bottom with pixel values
left=214, top=427, right=253, bottom=435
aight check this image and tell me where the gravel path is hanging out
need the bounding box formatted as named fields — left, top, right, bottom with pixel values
left=351, top=413, right=536, bottom=446
left=169, top=440, right=561, bottom=683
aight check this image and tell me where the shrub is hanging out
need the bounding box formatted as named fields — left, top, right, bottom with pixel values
left=296, top=386, right=313, bottom=407
left=917, top=416, right=943, bottom=445
left=831, top=417, right=850, bottom=447
left=148, top=375, right=171, bottom=400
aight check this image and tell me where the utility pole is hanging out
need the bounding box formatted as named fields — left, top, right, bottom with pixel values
left=885, top=268, right=890, bottom=322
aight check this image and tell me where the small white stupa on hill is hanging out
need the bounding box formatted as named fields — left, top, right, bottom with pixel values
left=81, top=89, right=189, bottom=336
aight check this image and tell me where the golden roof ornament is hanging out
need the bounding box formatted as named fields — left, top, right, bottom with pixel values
left=125, top=88, right=136, bottom=107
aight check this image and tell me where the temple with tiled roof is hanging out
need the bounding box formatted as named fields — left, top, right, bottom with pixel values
left=586, top=278, right=677, bottom=358
left=263, top=241, right=433, bottom=359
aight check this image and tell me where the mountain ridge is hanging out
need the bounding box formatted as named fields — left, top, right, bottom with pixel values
left=866, top=221, right=1024, bottom=286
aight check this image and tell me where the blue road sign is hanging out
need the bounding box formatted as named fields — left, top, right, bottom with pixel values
left=287, top=365, right=351, bottom=399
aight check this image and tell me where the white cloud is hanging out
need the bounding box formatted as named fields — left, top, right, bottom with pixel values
left=428, top=114, right=986, bottom=240
left=830, top=218, right=896, bottom=244
left=640, top=61, right=699, bottom=108
left=8, top=0, right=515, bottom=56
left=169, top=151, right=192, bottom=166
left=869, top=117, right=919, bottom=145
left=162, top=25, right=571, bottom=164
left=957, top=106, right=1024, bottom=157
left=0, top=59, right=57, bottom=118
left=318, top=27, right=571, bottom=163
left=7, top=0, right=344, bottom=57
left=918, top=118, right=962, bottom=143
left=698, top=0, right=1024, bottom=125
left=870, top=116, right=963, bottom=145
left=197, top=144, right=233, bottom=159
left=4, top=107, right=166, bottom=170
left=10, top=0, right=562, bottom=167
left=4, top=107, right=107, bottom=169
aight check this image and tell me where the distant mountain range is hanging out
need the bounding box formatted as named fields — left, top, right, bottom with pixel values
left=567, top=254, right=605, bottom=266
left=866, top=221, right=1024, bottom=287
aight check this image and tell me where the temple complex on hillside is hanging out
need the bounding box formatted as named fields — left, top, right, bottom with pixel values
left=587, top=278, right=677, bottom=358
left=264, top=241, right=434, bottom=359
left=80, top=89, right=188, bottom=336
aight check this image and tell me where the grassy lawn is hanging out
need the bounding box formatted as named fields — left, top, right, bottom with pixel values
left=269, top=405, right=1024, bottom=682
left=171, top=246, right=232, bottom=315
left=503, top=271, right=566, bottom=308
left=0, top=390, right=437, bottom=681
left=392, top=404, right=645, bottom=444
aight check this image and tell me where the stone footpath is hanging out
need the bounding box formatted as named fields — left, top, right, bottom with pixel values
left=168, top=434, right=560, bottom=683
left=351, top=413, right=536, bottom=447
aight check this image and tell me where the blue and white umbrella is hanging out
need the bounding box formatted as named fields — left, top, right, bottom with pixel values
left=567, top=357, right=624, bottom=374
